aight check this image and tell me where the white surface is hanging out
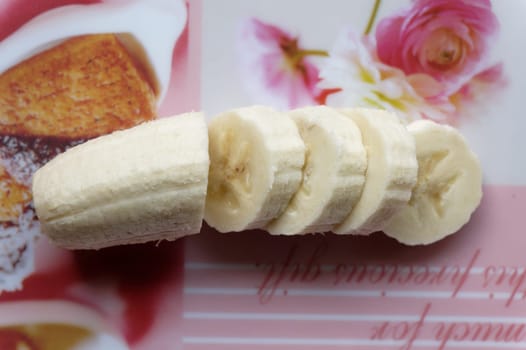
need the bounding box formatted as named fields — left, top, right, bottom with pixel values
left=459, top=1, right=526, bottom=186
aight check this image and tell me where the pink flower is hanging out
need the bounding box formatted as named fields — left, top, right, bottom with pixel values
left=238, top=18, right=322, bottom=109
left=319, top=29, right=453, bottom=122
left=376, top=0, right=499, bottom=95
left=450, top=62, right=506, bottom=114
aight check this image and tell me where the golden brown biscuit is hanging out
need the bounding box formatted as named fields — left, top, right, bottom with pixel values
left=0, top=34, right=157, bottom=138
left=0, top=162, right=30, bottom=223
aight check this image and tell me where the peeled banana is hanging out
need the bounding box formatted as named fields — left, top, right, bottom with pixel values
left=383, top=120, right=483, bottom=245
left=31, top=106, right=483, bottom=249
left=204, top=106, right=305, bottom=232
left=266, top=106, right=366, bottom=235
left=334, top=108, right=418, bottom=235
left=32, top=113, right=209, bottom=249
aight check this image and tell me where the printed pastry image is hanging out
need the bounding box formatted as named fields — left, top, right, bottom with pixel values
left=0, top=300, right=129, bottom=349
left=0, top=0, right=187, bottom=291
left=0, top=163, right=30, bottom=224
left=0, top=34, right=157, bottom=139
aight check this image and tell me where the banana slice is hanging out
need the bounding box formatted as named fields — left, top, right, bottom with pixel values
left=266, top=106, right=366, bottom=235
left=334, top=108, right=418, bottom=235
left=204, top=106, right=305, bottom=232
left=32, top=113, right=209, bottom=249
left=383, top=120, right=483, bottom=245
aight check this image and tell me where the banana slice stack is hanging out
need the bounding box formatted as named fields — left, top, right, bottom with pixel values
left=31, top=106, right=482, bottom=249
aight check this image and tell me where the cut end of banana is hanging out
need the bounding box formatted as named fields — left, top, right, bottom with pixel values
left=334, top=108, right=418, bottom=236
left=266, top=106, right=366, bottom=235
left=32, top=113, right=210, bottom=250
left=383, top=119, right=483, bottom=246
left=204, top=106, right=305, bottom=233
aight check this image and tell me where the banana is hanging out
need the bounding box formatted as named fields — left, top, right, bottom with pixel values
left=266, top=106, right=366, bottom=235
left=32, top=113, right=209, bottom=249
left=334, top=108, right=418, bottom=235
left=204, top=106, right=305, bottom=232
left=30, top=105, right=480, bottom=249
left=383, top=120, right=482, bottom=245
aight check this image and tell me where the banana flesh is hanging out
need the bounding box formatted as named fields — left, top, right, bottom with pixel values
left=31, top=107, right=483, bottom=249
left=383, top=120, right=483, bottom=245
left=334, top=108, right=418, bottom=235
left=32, top=113, right=209, bottom=249
left=204, top=106, right=305, bottom=232
left=266, top=106, right=366, bottom=235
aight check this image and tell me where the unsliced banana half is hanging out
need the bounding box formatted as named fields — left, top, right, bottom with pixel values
left=32, top=113, right=210, bottom=249
left=266, top=106, right=367, bottom=235
left=334, top=108, right=418, bottom=235
left=204, top=106, right=305, bottom=232
left=383, top=119, right=483, bottom=245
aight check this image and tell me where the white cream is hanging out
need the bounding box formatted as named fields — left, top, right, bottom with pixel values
left=0, top=0, right=187, bottom=105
